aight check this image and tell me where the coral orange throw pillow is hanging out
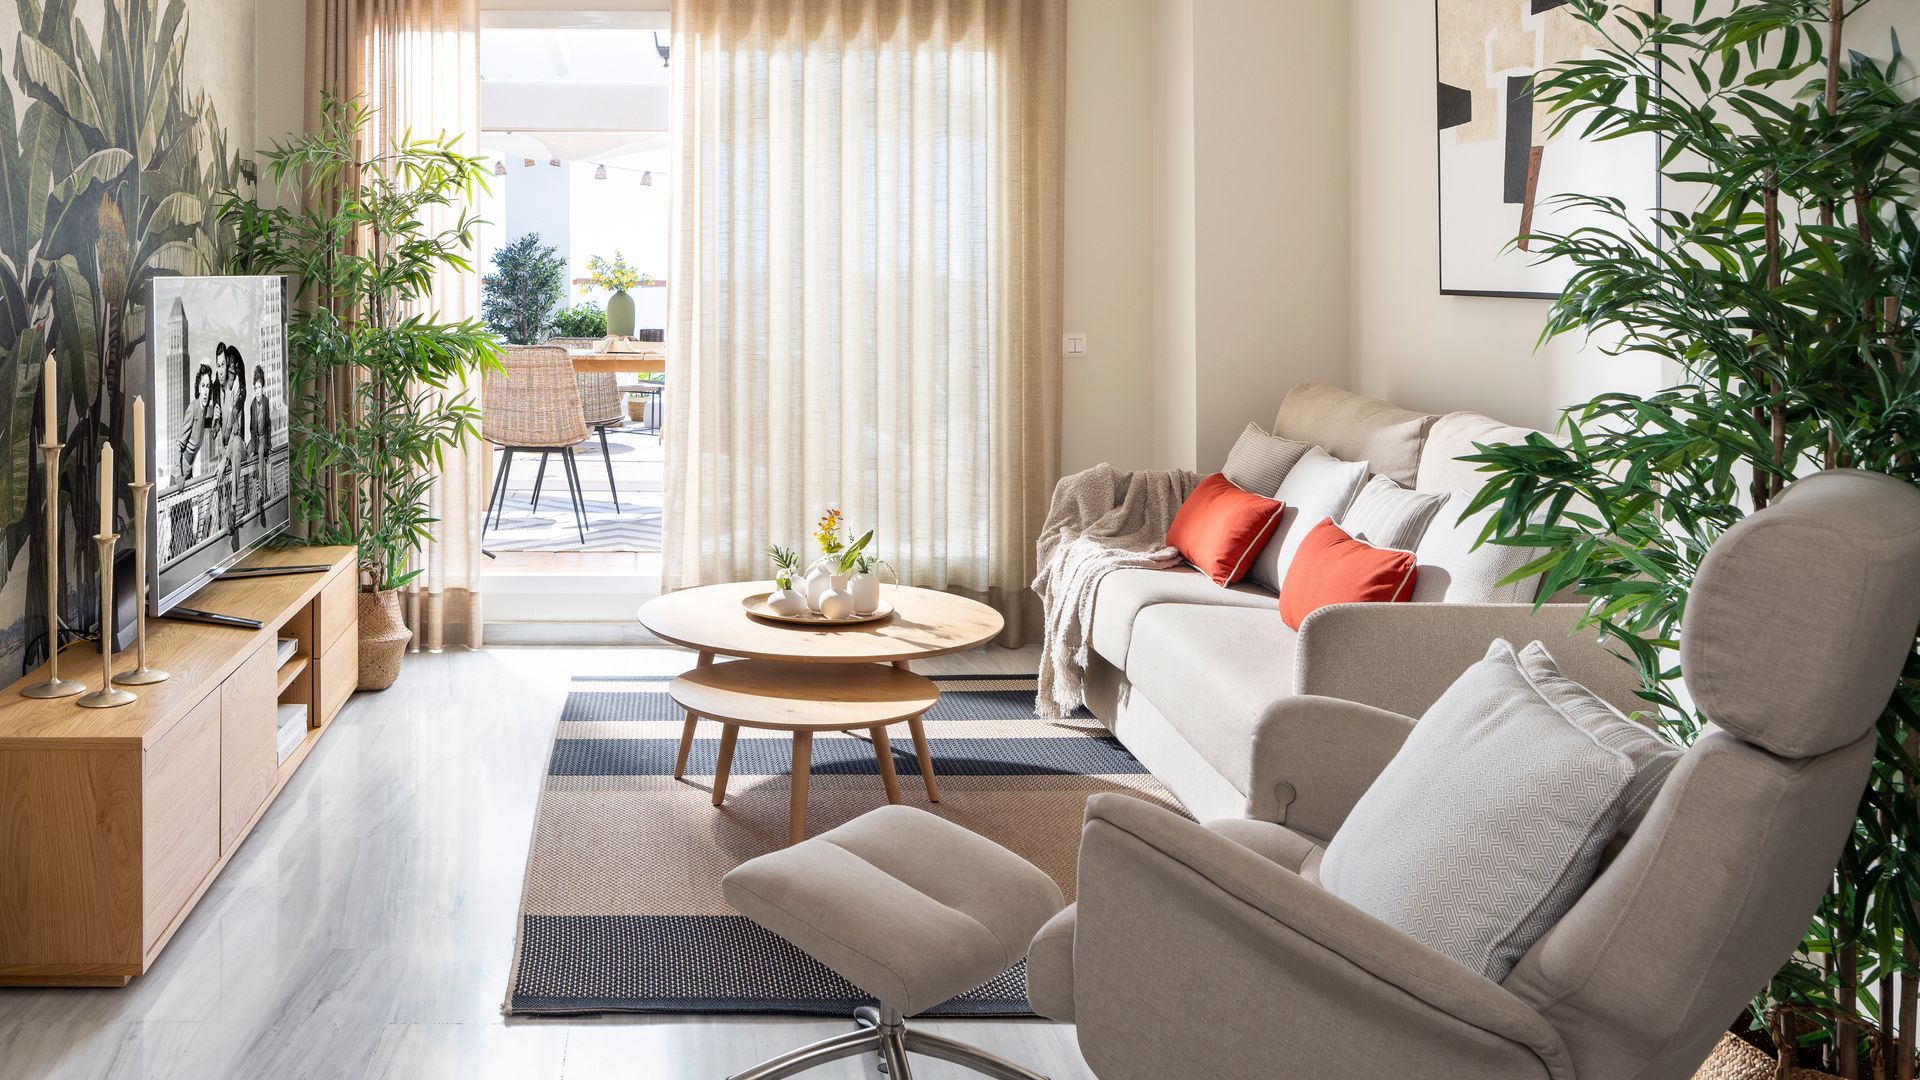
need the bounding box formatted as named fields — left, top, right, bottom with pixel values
left=1278, top=518, right=1418, bottom=630
left=1166, top=474, right=1287, bottom=586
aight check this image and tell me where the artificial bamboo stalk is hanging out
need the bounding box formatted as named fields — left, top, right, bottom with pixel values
left=1899, top=939, right=1917, bottom=1080
left=1776, top=1007, right=1798, bottom=1080
left=1841, top=943, right=1861, bottom=1077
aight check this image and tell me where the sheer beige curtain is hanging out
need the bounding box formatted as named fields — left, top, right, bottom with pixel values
left=665, top=0, right=1066, bottom=643
left=306, top=0, right=487, bottom=651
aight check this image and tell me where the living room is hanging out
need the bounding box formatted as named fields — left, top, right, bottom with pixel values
left=1, top=0, right=1917, bottom=1078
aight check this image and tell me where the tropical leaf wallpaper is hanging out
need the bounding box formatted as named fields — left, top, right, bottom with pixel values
left=0, top=0, right=252, bottom=679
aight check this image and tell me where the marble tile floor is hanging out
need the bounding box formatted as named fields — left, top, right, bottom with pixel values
left=0, top=644, right=1095, bottom=1080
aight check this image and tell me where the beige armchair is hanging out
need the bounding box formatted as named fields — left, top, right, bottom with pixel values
left=1029, top=469, right=1920, bottom=1080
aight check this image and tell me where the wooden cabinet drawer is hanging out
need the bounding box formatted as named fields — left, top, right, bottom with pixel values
left=219, top=642, right=278, bottom=852
left=317, top=630, right=358, bottom=727
left=316, top=569, right=358, bottom=653
left=143, top=693, right=219, bottom=948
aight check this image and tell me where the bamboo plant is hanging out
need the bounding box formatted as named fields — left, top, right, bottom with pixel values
left=1463, top=2, right=1919, bottom=1075
left=220, top=97, right=501, bottom=593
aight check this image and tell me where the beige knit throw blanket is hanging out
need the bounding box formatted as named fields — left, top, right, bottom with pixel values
left=1033, top=464, right=1199, bottom=718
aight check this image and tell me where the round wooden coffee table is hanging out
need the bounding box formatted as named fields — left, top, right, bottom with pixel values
left=637, top=582, right=1005, bottom=843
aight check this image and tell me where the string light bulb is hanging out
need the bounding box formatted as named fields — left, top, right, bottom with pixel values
left=522, top=158, right=535, bottom=168
left=594, top=164, right=608, bottom=180
left=548, top=158, right=562, bottom=168
left=494, top=160, right=507, bottom=176
left=641, top=172, right=654, bottom=187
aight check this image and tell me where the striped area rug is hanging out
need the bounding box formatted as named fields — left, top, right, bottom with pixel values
left=503, top=673, right=1183, bottom=1017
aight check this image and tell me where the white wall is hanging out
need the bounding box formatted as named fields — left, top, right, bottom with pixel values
left=1347, top=0, right=1655, bottom=429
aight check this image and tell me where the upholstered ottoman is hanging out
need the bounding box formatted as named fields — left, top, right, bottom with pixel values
left=721, top=805, right=1066, bottom=1080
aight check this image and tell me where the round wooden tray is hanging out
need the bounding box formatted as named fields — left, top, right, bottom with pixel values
left=740, top=592, right=896, bottom=626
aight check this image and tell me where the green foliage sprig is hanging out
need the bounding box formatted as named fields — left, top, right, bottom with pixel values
left=1469, top=2, right=1920, bottom=1074
left=221, top=96, right=503, bottom=592
left=552, top=302, right=607, bottom=339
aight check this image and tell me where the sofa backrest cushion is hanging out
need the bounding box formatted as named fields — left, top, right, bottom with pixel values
left=1411, top=492, right=1548, bottom=604
left=1249, top=447, right=1371, bottom=593
left=1278, top=519, right=1418, bottom=631
left=1166, top=473, right=1287, bottom=586
left=1416, top=411, right=1544, bottom=495
left=1273, top=384, right=1438, bottom=488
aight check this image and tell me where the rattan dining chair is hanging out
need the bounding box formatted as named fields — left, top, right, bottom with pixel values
left=576, top=372, right=625, bottom=512
left=482, top=345, right=593, bottom=544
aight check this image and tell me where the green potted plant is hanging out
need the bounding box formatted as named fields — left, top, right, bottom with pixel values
left=481, top=233, right=565, bottom=344
left=584, top=251, right=654, bottom=337
left=1466, top=3, right=1919, bottom=1076
left=222, top=96, right=502, bottom=690
left=552, top=301, right=607, bottom=339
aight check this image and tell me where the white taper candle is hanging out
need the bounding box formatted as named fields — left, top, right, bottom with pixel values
left=42, top=355, right=55, bottom=440
left=132, top=396, right=145, bottom=484
left=99, top=442, right=112, bottom=527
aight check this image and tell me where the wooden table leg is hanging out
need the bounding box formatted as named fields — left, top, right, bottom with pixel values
left=674, top=652, right=716, bottom=780
left=907, top=715, right=941, bottom=803
left=673, top=712, right=699, bottom=780
left=789, top=730, right=814, bottom=845
left=711, top=724, right=739, bottom=807
left=872, top=726, right=903, bottom=805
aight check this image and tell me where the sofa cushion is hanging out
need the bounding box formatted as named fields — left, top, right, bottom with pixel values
left=1278, top=519, right=1418, bottom=631
left=1342, top=475, right=1448, bottom=551
left=1273, top=383, right=1438, bottom=488
left=1125, top=604, right=1297, bottom=795
left=1319, top=639, right=1665, bottom=982
left=1249, top=447, right=1371, bottom=593
left=1166, top=473, right=1286, bottom=586
left=1411, top=492, right=1548, bottom=604
left=1090, top=566, right=1276, bottom=668
left=1222, top=422, right=1312, bottom=497
left=1416, top=411, right=1543, bottom=495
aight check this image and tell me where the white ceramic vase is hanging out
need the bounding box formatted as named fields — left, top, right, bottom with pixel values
left=848, top=572, right=881, bottom=614
left=803, top=563, right=850, bottom=612
left=766, top=586, right=809, bottom=617
left=818, top=588, right=857, bottom=620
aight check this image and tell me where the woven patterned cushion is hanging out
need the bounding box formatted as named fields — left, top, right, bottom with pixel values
left=1320, top=639, right=1672, bottom=981
left=1342, top=475, right=1447, bottom=552
left=1222, top=422, right=1312, bottom=497
left=1410, top=492, right=1547, bottom=603
left=1247, top=447, right=1370, bottom=593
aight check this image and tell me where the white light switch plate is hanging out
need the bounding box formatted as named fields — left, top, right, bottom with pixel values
left=1063, top=333, right=1088, bottom=358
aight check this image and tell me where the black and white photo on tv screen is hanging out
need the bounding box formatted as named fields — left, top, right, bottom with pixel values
left=148, top=275, right=292, bottom=611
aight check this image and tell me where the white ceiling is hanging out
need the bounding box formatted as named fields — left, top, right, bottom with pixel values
left=481, top=28, right=671, bottom=85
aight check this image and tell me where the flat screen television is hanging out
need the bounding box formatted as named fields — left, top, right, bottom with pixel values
left=144, top=275, right=293, bottom=615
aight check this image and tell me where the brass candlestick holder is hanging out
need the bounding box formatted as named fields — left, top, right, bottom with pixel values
left=114, top=481, right=168, bottom=686
left=21, top=440, right=83, bottom=699
left=77, top=531, right=136, bottom=709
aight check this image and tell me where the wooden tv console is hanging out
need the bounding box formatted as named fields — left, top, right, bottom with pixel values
left=0, top=545, right=360, bottom=986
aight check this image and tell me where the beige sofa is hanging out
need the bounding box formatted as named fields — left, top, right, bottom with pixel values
left=1083, top=384, right=1644, bottom=824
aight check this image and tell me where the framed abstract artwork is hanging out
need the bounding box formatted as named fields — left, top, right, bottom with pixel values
left=1435, top=0, right=1660, bottom=298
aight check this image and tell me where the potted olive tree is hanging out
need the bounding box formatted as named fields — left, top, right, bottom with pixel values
left=223, top=96, right=502, bottom=690
left=1467, top=3, right=1919, bottom=1076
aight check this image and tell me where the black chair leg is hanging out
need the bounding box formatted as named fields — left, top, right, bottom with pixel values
left=530, top=451, right=550, bottom=513
left=486, top=448, right=514, bottom=530
left=598, top=426, right=621, bottom=512
left=561, top=449, right=588, bottom=545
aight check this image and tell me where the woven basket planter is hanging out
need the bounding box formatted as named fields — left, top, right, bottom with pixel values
left=357, top=589, right=410, bottom=691
left=1694, top=1033, right=1843, bottom=1080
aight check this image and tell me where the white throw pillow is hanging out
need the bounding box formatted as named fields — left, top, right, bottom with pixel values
left=1248, top=447, right=1371, bottom=593
left=1410, top=492, right=1547, bottom=603
left=1319, top=640, right=1679, bottom=982
left=1341, top=475, right=1447, bottom=552
left=1222, top=422, right=1312, bottom=497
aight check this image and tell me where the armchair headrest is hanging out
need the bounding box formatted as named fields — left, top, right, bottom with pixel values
left=1680, top=470, right=1920, bottom=758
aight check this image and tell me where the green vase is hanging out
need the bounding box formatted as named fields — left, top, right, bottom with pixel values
left=606, top=288, right=636, bottom=337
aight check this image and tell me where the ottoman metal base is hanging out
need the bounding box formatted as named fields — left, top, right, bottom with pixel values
left=727, top=1005, right=1050, bottom=1080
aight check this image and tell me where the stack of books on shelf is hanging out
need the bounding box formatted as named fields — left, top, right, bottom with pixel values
left=276, top=703, right=308, bottom=763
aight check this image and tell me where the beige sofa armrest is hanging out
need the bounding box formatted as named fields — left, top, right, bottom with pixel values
left=1071, top=795, right=1574, bottom=1080
left=1294, top=602, right=1647, bottom=719
left=1243, top=695, right=1414, bottom=840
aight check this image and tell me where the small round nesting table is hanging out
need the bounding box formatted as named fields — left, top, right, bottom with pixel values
left=636, top=581, right=1005, bottom=844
